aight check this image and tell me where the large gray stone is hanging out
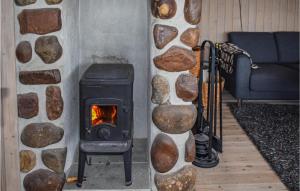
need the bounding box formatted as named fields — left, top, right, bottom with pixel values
left=151, top=75, right=170, bottom=104
left=151, top=133, right=178, bottom=173
left=42, top=148, right=67, bottom=173
left=23, top=169, right=65, bottom=191
left=21, top=123, right=64, bottom=148
left=152, top=105, right=197, bottom=134
left=35, top=36, right=63, bottom=64
left=155, top=165, right=197, bottom=191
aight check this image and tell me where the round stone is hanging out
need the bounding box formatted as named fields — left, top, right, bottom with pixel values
left=151, top=0, right=177, bottom=19
left=153, top=24, right=178, bottom=49
left=185, top=131, right=196, bottom=162
left=180, top=28, right=201, bottom=48
left=20, top=150, right=36, bottom=173
left=152, top=105, right=197, bottom=134
left=42, top=148, right=67, bottom=173
left=151, top=75, right=170, bottom=104
left=155, top=165, right=197, bottom=191
left=23, top=169, right=65, bottom=191
left=35, top=35, right=63, bottom=64
left=154, top=46, right=196, bottom=72
left=21, top=123, right=64, bottom=148
left=176, top=73, right=198, bottom=102
left=184, top=0, right=202, bottom=25
left=16, top=41, right=32, bottom=63
left=151, top=133, right=178, bottom=173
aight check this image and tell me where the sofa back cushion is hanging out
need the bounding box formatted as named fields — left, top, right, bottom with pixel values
left=274, top=32, right=299, bottom=64
left=228, top=32, right=278, bottom=64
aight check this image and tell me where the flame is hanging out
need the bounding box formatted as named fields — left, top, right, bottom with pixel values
left=91, top=105, right=117, bottom=127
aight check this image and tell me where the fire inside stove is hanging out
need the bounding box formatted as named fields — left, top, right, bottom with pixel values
left=91, top=105, right=117, bottom=127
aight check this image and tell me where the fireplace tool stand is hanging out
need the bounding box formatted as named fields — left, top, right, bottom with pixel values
left=193, top=41, right=223, bottom=168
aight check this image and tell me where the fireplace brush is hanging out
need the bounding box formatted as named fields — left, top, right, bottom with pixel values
left=192, top=41, right=223, bottom=168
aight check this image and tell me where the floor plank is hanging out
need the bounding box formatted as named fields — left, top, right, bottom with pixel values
left=195, top=105, right=288, bottom=191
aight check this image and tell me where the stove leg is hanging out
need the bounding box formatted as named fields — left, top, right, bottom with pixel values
left=123, top=148, right=132, bottom=186
left=77, top=151, right=86, bottom=187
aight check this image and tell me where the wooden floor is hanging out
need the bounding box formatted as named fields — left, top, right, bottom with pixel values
left=195, top=105, right=288, bottom=191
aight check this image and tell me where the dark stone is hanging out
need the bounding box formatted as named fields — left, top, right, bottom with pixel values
left=20, top=150, right=36, bottom=173
left=151, top=75, right=170, bottom=104
left=153, top=24, right=178, bottom=49
left=154, top=46, right=196, bottom=72
left=19, top=69, right=61, bottom=85
left=151, top=0, right=177, bottom=19
left=155, top=165, right=197, bottom=191
left=151, top=134, right=178, bottom=173
left=42, top=148, right=67, bottom=174
left=45, top=0, right=63, bottom=4
left=15, top=0, right=36, bottom=6
left=23, top=169, right=65, bottom=191
left=35, top=36, right=63, bottom=64
left=16, top=41, right=32, bottom=63
left=185, top=131, right=196, bottom=162
left=18, top=8, right=62, bottom=35
left=18, top=92, right=39, bottom=119
left=21, top=123, right=64, bottom=148
left=152, top=105, right=197, bottom=134
left=184, top=0, right=202, bottom=25
left=175, top=73, right=198, bottom=101
left=180, top=28, right=201, bottom=48
left=46, top=86, right=63, bottom=120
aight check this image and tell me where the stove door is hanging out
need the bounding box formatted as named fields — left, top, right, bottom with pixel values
left=82, top=98, right=125, bottom=141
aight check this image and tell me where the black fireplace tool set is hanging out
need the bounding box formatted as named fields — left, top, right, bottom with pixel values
left=193, top=40, right=223, bottom=168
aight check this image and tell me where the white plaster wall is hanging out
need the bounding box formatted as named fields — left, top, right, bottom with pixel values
left=148, top=0, right=197, bottom=190
left=61, top=0, right=80, bottom=172
left=14, top=1, right=80, bottom=189
left=79, top=0, right=149, bottom=138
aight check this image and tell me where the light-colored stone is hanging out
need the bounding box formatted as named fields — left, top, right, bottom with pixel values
left=151, top=75, right=170, bottom=104
left=180, top=28, right=201, bottom=48
left=35, top=36, right=63, bottom=64
left=184, top=0, right=202, bottom=25
left=151, top=0, right=177, bottom=19
left=20, top=150, right=36, bottom=173
left=45, top=0, right=62, bottom=5
left=15, top=0, right=36, bottom=6
left=155, top=165, right=197, bottom=191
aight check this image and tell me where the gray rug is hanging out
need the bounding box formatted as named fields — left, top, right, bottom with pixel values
left=229, top=103, right=299, bottom=191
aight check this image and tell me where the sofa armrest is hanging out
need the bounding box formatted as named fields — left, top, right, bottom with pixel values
left=221, top=54, right=251, bottom=99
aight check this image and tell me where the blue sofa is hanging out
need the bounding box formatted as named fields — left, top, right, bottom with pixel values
left=221, top=32, right=299, bottom=102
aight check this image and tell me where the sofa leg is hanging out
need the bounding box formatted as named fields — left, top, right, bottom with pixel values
left=237, top=99, right=243, bottom=108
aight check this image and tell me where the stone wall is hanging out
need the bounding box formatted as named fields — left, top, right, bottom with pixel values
left=15, top=0, right=79, bottom=190
left=149, top=0, right=201, bottom=190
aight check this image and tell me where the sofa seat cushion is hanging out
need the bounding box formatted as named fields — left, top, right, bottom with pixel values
left=250, top=64, right=299, bottom=92
left=274, top=32, right=299, bottom=64
left=229, top=32, right=278, bottom=63
left=282, top=63, right=299, bottom=71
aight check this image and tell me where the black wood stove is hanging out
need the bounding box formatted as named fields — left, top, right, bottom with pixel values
left=77, top=63, right=134, bottom=187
